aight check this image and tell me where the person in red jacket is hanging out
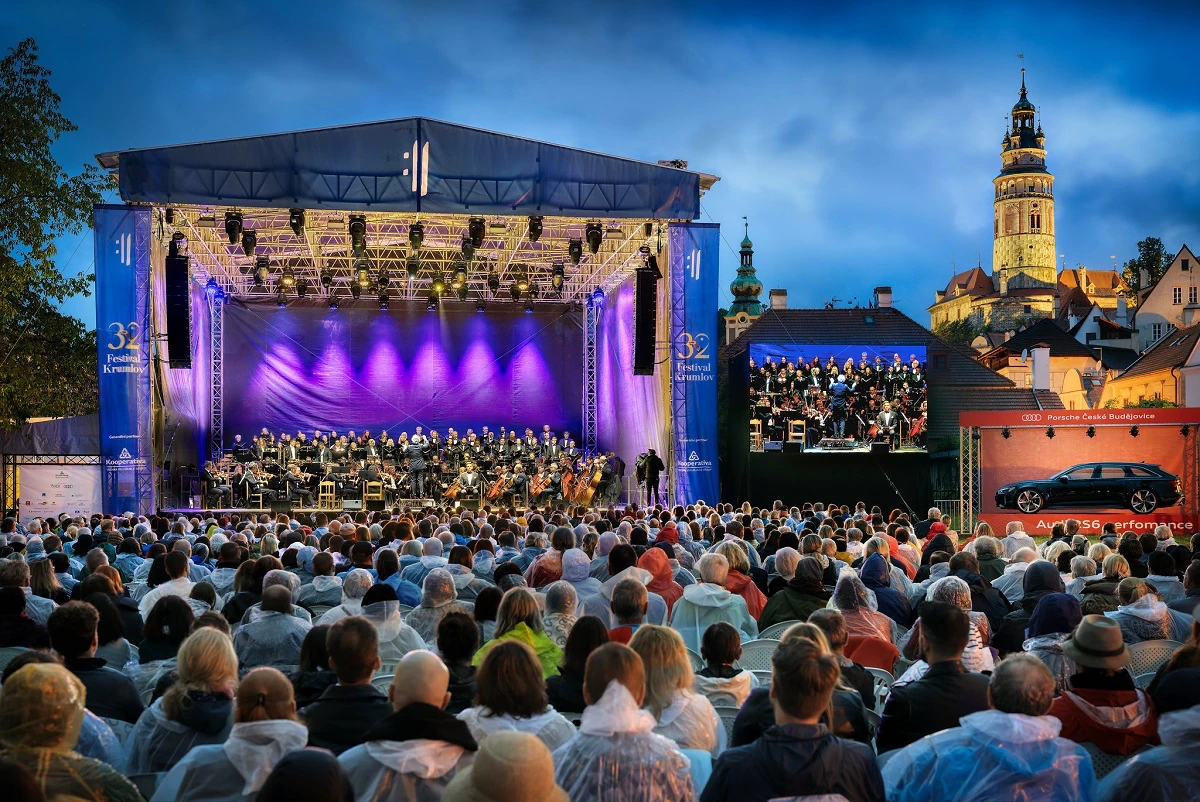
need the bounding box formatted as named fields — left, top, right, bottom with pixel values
left=1047, top=615, right=1159, bottom=755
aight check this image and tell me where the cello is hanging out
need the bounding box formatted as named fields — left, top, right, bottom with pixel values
left=576, top=461, right=604, bottom=506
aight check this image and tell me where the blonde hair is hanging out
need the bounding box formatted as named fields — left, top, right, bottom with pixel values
left=495, top=587, right=544, bottom=638
left=1088, top=543, right=1112, bottom=562
left=628, top=625, right=692, bottom=719
left=28, top=559, right=63, bottom=599
left=1102, top=554, right=1131, bottom=581
left=973, top=521, right=994, bottom=539
left=781, top=622, right=832, bottom=651
left=713, top=540, right=750, bottom=574
left=94, top=565, right=124, bottom=596
left=1043, top=540, right=1073, bottom=566
left=1118, top=577, right=1149, bottom=605
left=259, top=534, right=279, bottom=556
left=162, top=628, right=238, bottom=721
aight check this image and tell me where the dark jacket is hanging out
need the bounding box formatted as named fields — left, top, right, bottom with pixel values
left=952, top=569, right=1012, bottom=633
left=701, top=723, right=885, bottom=802
left=1168, top=590, right=1200, bottom=616
left=361, top=701, right=477, bottom=751
left=445, top=664, right=476, bottom=716
left=992, top=562, right=1065, bottom=656
left=876, top=660, right=991, bottom=753
left=115, top=595, right=144, bottom=646
left=65, top=656, right=146, bottom=724
left=290, top=669, right=339, bottom=709
left=758, top=578, right=831, bottom=630
left=222, top=590, right=262, bottom=626
left=732, top=687, right=870, bottom=748
left=0, top=613, right=50, bottom=649
left=546, top=665, right=587, bottom=715
left=302, top=683, right=394, bottom=755
left=137, top=637, right=180, bottom=664
left=1080, top=578, right=1121, bottom=615
left=977, top=555, right=1006, bottom=583
left=840, top=660, right=875, bottom=710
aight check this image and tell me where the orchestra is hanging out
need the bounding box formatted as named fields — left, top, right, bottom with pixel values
left=211, top=424, right=622, bottom=509
left=749, top=351, right=928, bottom=450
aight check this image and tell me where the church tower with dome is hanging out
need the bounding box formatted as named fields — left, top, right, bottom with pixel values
left=993, top=69, right=1056, bottom=293
left=725, top=218, right=764, bottom=343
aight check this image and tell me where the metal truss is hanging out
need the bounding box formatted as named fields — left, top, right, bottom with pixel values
left=959, top=426, right=981, bottom=534
left=668, top=226, right=687, bottom=507
left=209, top=292, right=225, bottom=462
left=134, top=208, right=156, bottom=512
left=163, top=205, right=660, bottom=306
left=583, top=299, right=600, bottom=456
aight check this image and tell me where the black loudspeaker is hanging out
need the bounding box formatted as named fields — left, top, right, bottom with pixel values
left=366, top=499, right=386, bottom=512
left=165, top=254, right=192, bottom=368
left=269, top=499, right=292, bottom=514
left=632, top=268, right=657, bottom=375
left=871, top=442, right=892, bottom=454
left=782, top=441, right=805, bottom=453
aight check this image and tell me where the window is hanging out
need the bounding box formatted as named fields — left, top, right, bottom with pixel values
left=1099, top=467, right=1127, bottom=479
left=1174, top=287, right=1183, bottom=304
left=1065, top=466, right=1097, bottom=480
left=1023, top=305, right=1032, bottom=313
left=1184, top=259, right=1191, bottom=271
left=1030, top=207, right=1041, bottom=231
left=1129, top=467, right=1157, bottom=477
left=1191, top=286, right=1198, bottom=304
left=1152, top=323, right=1164, bottom=341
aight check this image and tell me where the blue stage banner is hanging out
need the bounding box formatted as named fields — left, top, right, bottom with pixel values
left=94, top=206, right=154, bottom=513
left=669, top=222, right=720, bottom=504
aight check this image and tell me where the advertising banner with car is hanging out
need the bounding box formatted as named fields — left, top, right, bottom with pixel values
left=961, top=408, right=1200, bottom=536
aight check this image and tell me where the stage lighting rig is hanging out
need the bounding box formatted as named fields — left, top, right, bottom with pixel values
left=468, top=217, right=486, bottom=248
left=204, top=278, right=219, bottom=298
left=585, top=222, right=603, bottom=254
left=224, top=212, right=243, bottom=244
left=461, top=237, right=476, bottom=263
left=516, top=266, right=530, bottom=294
left=591, top=288, right=605, bottom=307
left=169, top=231, right=188, bottom=258
left=351, top=283, right=362, bottom=300
left=407, top=254, right=420, bottom=280
left=427, top=293, right=439, bottom=311
left=349, top=215, right=367, bottom=251
left=528, top=215, right=543, bottom=242
left=281, top=266, right=296, bottom=288
left=378, top=268, right=390, bottom=288
left=487, top=271, right=500, bottom=296
left=289, top=208, right=305, bottom=236
left=408, top=222, right=424, bottom=249
left=320, top=268, right=333, bottom=288
left=509, top=283, right=521, bottom=301
left=296, top=279, right=308, bottom=298
left=568, top=238, right=583, bottom=265
left=276, top=290, right=288, bottom=308
left=524, top=296, right=534, bottom=314
left=356, top=260, right=371, bottom=288
left=432, top=272, right=446, bottom=295
left=254, top=257, right=270, bottom=286
left=328, top=292, right=340, bottom=310
left=241, top=229, right=257, bottom=257
left=164, top=208, right=175, bottom=225
left=476, top=297, right=486, bottom=313
left=378, top=291, right=389, bottom=310
left=452, top=260, right=468, bottom=290
left=551, top=262, right=565, bottom=292
left=457, top=284, right=469, bottom=301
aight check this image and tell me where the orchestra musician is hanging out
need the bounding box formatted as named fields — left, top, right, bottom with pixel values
left=875, top=402, right=900, bottom=449
left=284, top=465, right=315, bottom=506
left=405, top=438, right=427, bottom=498
left=202, top=462, right=232, bottom=507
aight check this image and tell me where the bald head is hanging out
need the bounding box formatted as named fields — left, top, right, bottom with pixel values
left=389, top=649, right=450, bottom=711
left=1012, top=547, right=1037, bottom=564
left=261, top=584, right=293, bottom=614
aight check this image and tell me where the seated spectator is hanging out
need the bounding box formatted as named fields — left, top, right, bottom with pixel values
left=358, top=583, right=427, bottom=661
left=125, top=628, right=238, bottom=775
left=1022, top=593, right=1083, bottom=694
left=256, top=747, right=354, bottom=802
left=1047, top=615, right=1159, bottom=755
left=408, top=568, right=466, bottom=645
left=639, top=545, right=684, bottom=617
left=233, top=585, right=312, bottom=669
left=991, top=547, right=1036, bottom=604
left=860, top=552, right=910, bottom=626
left=876, top=602, right=990, bottom=753
left=1167, top=560, right=1200, bottom=616
left=473, top=588, right=562, bottom=679
left=437, top=611, right=479, bottom=715
left=201, top=542, right=242, bottom=598
left=0, top=662, right=140, bottom=802
left=1081, top=554, right=1130, bottom=615
left=809, top=609, right=874, bottom=706
left=223, top=556, right=282, bottom=626
left=0, top=586, right=49, bottom=648
left=458, top=640, right=576, bottom=750
left=186, top=582, right=218, bottom=618
left=442, top=730, right=569, bottom=802
left=607, top=578, right=648, bottom=645
left=86, top=566, right=143, bottom=646
left=29, top=558, right=69, bottom=605
left=546, top=616, right=609, bottom=715
left=473, top=585, right=501, bottom=643
left=973, top=535, right=1007, bottom=582
left=1098, top=668, right=1200, bottom=802
left=713, top=541, right=767, bottom=620
left=669, top=553, right=758, bottom=653
left=702, top=635, right=883, bottom=802
left=1120, top=538, right=1149, bottom=578
left=760, top=555, right=831, bottom=631
left=993, top=560, right=1064, bottom=655
left=588, top=544, right=669, bottom=626
left=1064, top=555, right=1101, bottom=598
left=948, top=550, right=1012, bottom=634
left=301, top=616, right=392, bottom=755
left=629, top=625, right=723, bottom=756
left=339, top=650, right=478, bottom=798
left=290, top=625, right=337, bottom=708
left=693, top=621, right=757, bottom=708
left=139, top=595, right=196, bottom=663
left=552, top=642, right=694, bottom=802
left=1001, top=522, right=1036, bottom=559
left=151, top=667, right=308, bottom=801
left=138, top=551, right=195, bottom=620
left=0, top=560, right=56, bottom=626
left=831, top=570, right=897, bottom=643
left=542, top=580, right=578, bottom=648
left=560, top=547, right=604, bottom=611
left=765, top=546, right=800, bottom=597
left=1108, top=577, right=1190, bottom=643
left=314, top=568, right=373, bottom=627
left=369, top=547, right=417, bottom=608
left=47, top=601, right=144, bottom=725
left=297, top=552, right=343, bottom=611
left=882, top=654, right=1093, bottom=802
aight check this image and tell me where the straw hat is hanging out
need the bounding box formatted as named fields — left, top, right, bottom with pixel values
left=442, top=731, right=567, bottom=802
left=1061, top=615, right=1131, bottom=670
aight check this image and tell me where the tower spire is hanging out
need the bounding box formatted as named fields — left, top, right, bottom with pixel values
left=729, top=215, right=763, bottom=317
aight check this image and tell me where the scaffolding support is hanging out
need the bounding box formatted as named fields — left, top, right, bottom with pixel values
left=134, top=209, right=156, bottom=511
left=209, top=293, right=224, bottom=463
left=583, top=298, right=599, bottom=456
left=959, top=425, right=981, bottom=534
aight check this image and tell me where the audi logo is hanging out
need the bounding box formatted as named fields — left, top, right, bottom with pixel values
left=1020, top=414, right=1043, bottom=422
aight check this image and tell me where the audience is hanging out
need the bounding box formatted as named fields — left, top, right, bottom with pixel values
left=301, top=616, right=390, bottom=755
left=630, top=625, right=723, bottom=756
left=0, top=586, right=49, bottom=648
left=458, top=640, right=577, bottom=749
left=606, top=577, right=649, bottom=645
left=693, top=620, right=757, bottom=708
left=546, top=616, right=610, bottom=714
left=233, top=584, right=311, bottom=669
left=47, top=601, right=145, bottom=724
left=670, top=553, right=758, bottom=652
left=473, top=587, right=562, bottom=678
left=437, top=611, right=480, bottom=714
left=758, top=555, right=829, bottom=629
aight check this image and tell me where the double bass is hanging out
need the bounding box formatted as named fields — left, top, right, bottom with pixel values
left=442, top=477, right=463, bottom=501
left=576, top=461, right=604, bottom=506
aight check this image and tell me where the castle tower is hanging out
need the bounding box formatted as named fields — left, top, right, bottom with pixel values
left=992, top=69, right=1056, bottom=292
left=728, top=219, right=764, bottom=316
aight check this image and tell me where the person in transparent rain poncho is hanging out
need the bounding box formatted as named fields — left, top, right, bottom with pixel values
left=830, top=568, right=900, bottom=644
left=629, top=625, right=724, bottom=758
left=1107, top=577, right=1192, bottom=643
left=151, top=667, right=309, bottom=802
left=408, top=568, right=473, bottom=646
left=883, top=654, right=1094, bottom=802
left=316, top=568, right=373, bottom=626
left=233, top=585, right=311, bottom=670
left=896, top=576, right=994, bottom=684
left=238, top=570, right=312, bottom=627
left=552, top=642, right=695, bottom=802
left=359, top=583, right=427, bottom=661
left=0, top=662, right=141, bottom=802
left=542, top=581, right=579, bottom=649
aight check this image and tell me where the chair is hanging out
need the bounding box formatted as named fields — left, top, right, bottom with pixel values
left=308, top=604, right=334, bottom=619
left=749, top=419, right=763, bottom=451
left=864, top=707, right=881, bottom=733
left=757, top=620, right=802, bottom=640
left=734, top=640, right=778, bottom=672
left=751, top=669, right=772, bottom=687
left=1080, top=742, right=1147, bottom=780
left=127, top=643, right=139, bottom=663
left=376, top=661, right=399, bottom=677
left=0, top=646, right=29, bottom=675
left=866, top=667, right=894, bottom=712
left=1134, top=671, right=1157, bottom=689
left=712, top=705, right=740, bottom=743
left=1127, top=640, right=1182, bottom=676
left=846, top=635, right=900, bottom=672
left=686, top=649, right=706, bottom=672
left=787, top=419, right=805, bottom=443
left=317, top=480, right=338, bottom=509
left=363, top=481, right=384, bottom=505
left=371, top=673, right=395, bottom=692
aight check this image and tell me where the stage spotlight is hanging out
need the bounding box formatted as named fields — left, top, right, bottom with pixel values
left=585, top=222, right=603, bottom=254
left=456, top=284, right=468, bottom=302
left=568, top=238, right=583, bottom=265
left=528, top=215, right=543, bottom=242
left=276, top=290, right=288, bottom=308
left=1045, top=426, right=1055, bottom=439
left=476, top=297, right=486, bottom=313
left=1130, top=425, right=1140, bottom=438
left=407, top=254, right=420, bottom=280
left=1183, top=426, right=1192, bottom=437
left=349, top=215, right=367, bottom=250
left=289, top=208, right=305, bottom=236
left=204, top=277, right=219, bottom=298
left=516, top=267, right=530, bottom=294
left=427, top=293, right=438, bottom=311
left=241, top=228, right=257, bottom=257
left=461, top=237, right=475, bottom=262
left=296, top=279, right=308, bottom=298
left=1086, top=426, right=1096, bottom=438
left=432, top=272, right=446, bottom=295
left=452, top=260, right=468, bottom=290
left=254, top=257, right=270, bottom=286
left=169, top=231, right=188, bottom=257
left=320, top=268, right=333, bottom=288
left=281, top=266, right=295, bottom=288
left=487, top=271, right=500, bottom=295
left=408, top=222, right=424, bottom=249
left=591, top=287, right=605, bottom=306
left=509, top=283, right=521, bottom=301
left=378, top=291, right=389, bottom=310
left=551, top=262, right=565, bottom=291
left=164, top=208, right=175, bottom=225
left=328, top=292, right=339, bottom=311
left=524, top=295, right=534, bottom=314
left=351, top=283, right=362, bottom=300
left=355, top=259, right=370, bottom=287
left=378, top=269, right=390, bottom=288
left=1000, top=427, right=1010, bottom=439
left=468, top=217, right=486, bottom=248
left=224, top=212, right=242, bottom=244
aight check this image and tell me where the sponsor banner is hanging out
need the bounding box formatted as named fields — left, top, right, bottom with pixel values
left=978, top=513, right=1200, bottom=538
left=94, top=205, right=154, bottom=513
left=961, top=408, right=1200, bottom=427
left=669, top=223, right=719, bottom=504
left=19, top=465, right=103, bottom=525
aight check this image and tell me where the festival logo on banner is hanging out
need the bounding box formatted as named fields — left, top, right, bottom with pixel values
left=669, top=223, right=719, bottom=504
left=94, top=206, right=154, bottom=513
left=962, top=408, right=1200, bottom=536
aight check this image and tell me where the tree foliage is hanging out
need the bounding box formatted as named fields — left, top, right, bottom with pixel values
left=1120, top=237, right=1174, bottom=294
left=0, top=38, right=107, bottom=426
left=932, top=317, right=984, bottom=345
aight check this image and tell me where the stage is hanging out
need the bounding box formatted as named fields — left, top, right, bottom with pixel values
left=745, top=450, right=932, bottom=515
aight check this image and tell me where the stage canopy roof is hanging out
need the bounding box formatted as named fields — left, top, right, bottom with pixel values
left=97, top=118, right=716, bottom=305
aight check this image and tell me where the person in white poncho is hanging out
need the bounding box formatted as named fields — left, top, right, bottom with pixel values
left=629, top=624, right=724, bottom=757
left=233, top=586, right=311, bottom=670
left=315, top=569, right=373, bottom=626
left=457, top=640, right=576, bottom=751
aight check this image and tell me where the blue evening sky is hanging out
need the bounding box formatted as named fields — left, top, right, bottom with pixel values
left=5, top=0, right=1199, bottom=327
